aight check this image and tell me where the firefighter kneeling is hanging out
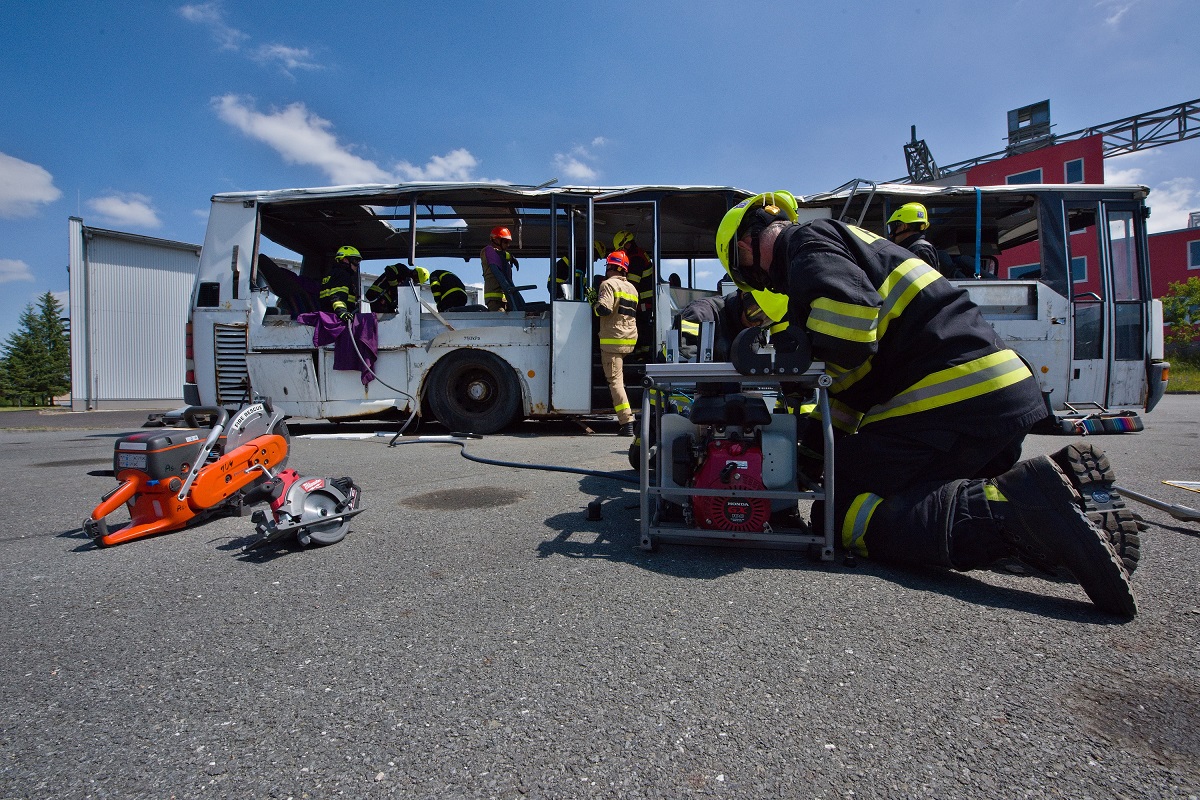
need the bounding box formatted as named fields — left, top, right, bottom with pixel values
left=716, top=192, right=1137, bottom=617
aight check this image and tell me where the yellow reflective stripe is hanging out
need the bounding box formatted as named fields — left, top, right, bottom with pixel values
left=862, top=350, right=1033, bottom=426
left=829, top=398, right=863, bottom=433
left=639, top=289, right=654, bottom=299
left=600, top=338, right=637, bottom=346
left=848, top=225, right=883, bottom=245
left=826, top=359, right=872, bottom=393
left=842, top=492, right=881, bottom=556
left=808, top=297, right=879, bottom=343
left=877, top=259, right=940, bottom=342
left=439, top=286, right=466, bottom=299
left=613, top=402, right=631, bottom=413
left=320, top=287, right=350, bottom=298
left=985, top=483, right=1006, bottom=502
left=484, top=291, right=505, bottom=299
left=680, top=320, right=700, bottom=336
left=615, top=290, right=638, bottom=302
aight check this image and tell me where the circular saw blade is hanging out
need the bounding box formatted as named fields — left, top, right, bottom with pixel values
left=296, top=487, right=350, bottom=545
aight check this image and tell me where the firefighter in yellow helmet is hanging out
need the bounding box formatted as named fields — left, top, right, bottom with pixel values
left=591, top=250, right=638, bottom=436
left=321, top=246, right=362, bottom=321
left=715, top=193, right=1135, bottom=616
left=366, top=263, right=469, bottom=313
left=886, top=202, right=942, bottom=275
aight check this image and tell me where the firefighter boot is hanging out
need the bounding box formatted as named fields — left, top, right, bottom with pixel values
left=1050, top=442, right=1143, bottom=574
left=989, top=456, right=1136, bottom=617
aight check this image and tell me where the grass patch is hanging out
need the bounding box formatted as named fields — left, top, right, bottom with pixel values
left=1167, top=361, right=1200, bottom=392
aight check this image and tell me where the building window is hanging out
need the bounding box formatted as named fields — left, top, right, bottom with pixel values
left=1065, top=159, right=1084, bottom=183
left=1189, top=239, right=1200, bottom=269
left=1006, top=168, right=1043, bottom=185
left=1071, top=256, right=1087, bottom=283
left=1009, top=263, right=1040, bottom=279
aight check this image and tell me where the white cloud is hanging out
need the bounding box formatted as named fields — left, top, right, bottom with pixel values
left=1144, top=177, right=1198, bottom=234
left=552, top=138, right=608, bottom=183
left=214, top=95, right=484, bottom=185
left=394, top=149, right=480, bottom=182
left=1105, top=165, right=1144, bottom=185
left=253, top=44, right=320, bottom=72
left=1098, top=0, right=1136, bottom=26
left=87, top=193, right=162, bottom=229
left=0, top=259, right=34, bottom=284
left=554, top=153, right=598, bottom=182
left=178, top=2, right=247, bottom=50
left=181, top=3, right=318, bottom=73
left=214, top=95, right=392, bottom=184
left=0, top=152, right=62, bottom=218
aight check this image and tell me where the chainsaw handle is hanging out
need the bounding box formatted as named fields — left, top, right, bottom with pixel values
left=181, top=406, right=229, bottom=430
left=175, top=408, right=231, bottom=502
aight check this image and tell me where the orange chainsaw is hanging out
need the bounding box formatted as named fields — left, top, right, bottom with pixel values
left=85, top=403, right=289, bottom=547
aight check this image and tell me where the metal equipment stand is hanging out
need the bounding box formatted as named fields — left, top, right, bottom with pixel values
left=638, top=362, right=836, bottom=560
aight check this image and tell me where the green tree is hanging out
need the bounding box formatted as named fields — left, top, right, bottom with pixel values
left=1162, top=276, right=1200, bottom=347
left=1, top=292, right=70, bottom=406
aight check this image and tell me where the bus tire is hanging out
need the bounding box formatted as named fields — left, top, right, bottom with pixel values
left=426, top=350, right=522, bottom=434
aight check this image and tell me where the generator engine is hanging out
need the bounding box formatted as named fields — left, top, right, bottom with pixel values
left=668, top=392, right=798, bottom=533
left=690, top=432, right=771, bottom=531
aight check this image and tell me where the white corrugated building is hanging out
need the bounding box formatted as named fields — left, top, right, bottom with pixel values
left=68, top=217, right=200, bottom=410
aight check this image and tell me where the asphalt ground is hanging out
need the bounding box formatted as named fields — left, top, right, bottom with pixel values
left=1, top=398, right=1198, bottom=799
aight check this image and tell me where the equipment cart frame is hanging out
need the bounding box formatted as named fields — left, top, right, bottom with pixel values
left=638, top=362, right=836, bottom=559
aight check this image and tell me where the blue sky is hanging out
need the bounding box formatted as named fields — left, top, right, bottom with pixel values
left=2, top=0, right=1199, bottom=341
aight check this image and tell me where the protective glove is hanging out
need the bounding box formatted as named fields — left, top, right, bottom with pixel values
left=338, top=309, right=354, bottom=323
left=585, top=287, right=598, bottom=305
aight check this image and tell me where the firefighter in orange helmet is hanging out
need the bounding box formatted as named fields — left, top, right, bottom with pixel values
left=481, top=226, right=519, bottom=311
left=591, top=250, right=638, bottom=435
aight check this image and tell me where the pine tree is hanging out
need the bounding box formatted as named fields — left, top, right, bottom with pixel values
left=1, top=292, right=70, bottom=406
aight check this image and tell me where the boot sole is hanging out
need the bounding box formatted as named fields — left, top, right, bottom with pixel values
left=1051, top=443, right=1143, bottom=574
left=996, top=457, right=1136, bottom=617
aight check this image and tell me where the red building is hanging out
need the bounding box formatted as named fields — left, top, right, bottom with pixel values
left=937, top=130, right=1197, bottom=299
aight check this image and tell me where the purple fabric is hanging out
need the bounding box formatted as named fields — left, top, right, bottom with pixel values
left=296, top=312, right=380, bottom=386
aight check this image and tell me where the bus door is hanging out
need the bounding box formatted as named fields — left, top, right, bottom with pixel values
left=592, top=195, right=660, bottom=410
left=548, top=193, right=595, bottom=414
left=1100, top=201, right=1149, bottom=408
left=1065, top=202, right=1108, bottom=407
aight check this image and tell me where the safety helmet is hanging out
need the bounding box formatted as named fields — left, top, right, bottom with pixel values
left=606, top=250, right=630, bottom=273
left=414, top=267, right=430, bottom=284
left=747, top=289, right=787, bottom=325
left=491, top=226, right=513, bottom=241
left=886, top=202, right=929, bottom=231
left=335, top=245, right=361, bottom=263
left=613, top=230, right=635, bottom=251
left=715, top=191, right=799, bottom=291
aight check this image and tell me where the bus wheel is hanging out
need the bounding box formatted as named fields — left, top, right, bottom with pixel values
left=426, top=350, right=522, bottom=434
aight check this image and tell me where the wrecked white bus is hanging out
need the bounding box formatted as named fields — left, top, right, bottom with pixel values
left=184, top=180, right=1167, bottom=433
left=183, top=182, right=750, bottom=432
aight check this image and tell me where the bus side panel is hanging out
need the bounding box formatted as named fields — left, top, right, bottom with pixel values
left=246, top=352, right=322, bottom=417
left=550, top=300, right=593, bottom=413
left=195, top=199, right=258, bottom=306
left=960, top=281, right=1070, bottom=410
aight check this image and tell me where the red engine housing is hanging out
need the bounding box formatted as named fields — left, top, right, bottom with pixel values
left=691, top=439, right=770, bottom=532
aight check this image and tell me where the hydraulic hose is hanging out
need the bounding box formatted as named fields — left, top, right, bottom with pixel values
left=344, top=323, right=420, bottom=436
left=390, top=435, right=639, bottom=485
